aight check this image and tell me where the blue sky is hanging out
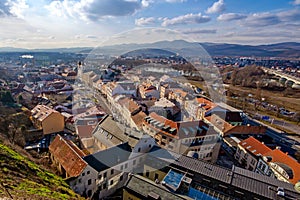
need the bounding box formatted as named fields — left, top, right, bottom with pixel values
left=0, top=0, right=300, bottom=48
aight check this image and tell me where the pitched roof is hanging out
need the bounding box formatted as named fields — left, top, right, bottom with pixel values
left=125, top=175, right=186, bottom=200
left=239, top=136, right=272, bottom=156
left=118, top=82, right=136, bottom=91
left=75, top=124, right=97, bottom=139
left=213, top=111, right=243, bottom=122
left=31, top=105, right=60, bottom=122
left=206, top=114, right=233, bottom=133
left=196, top=98, right=217, bottom=111
left=206, top=114, right=266, bottom=136
left=118, top=97, right=140, bottom=113
left=146, top=147, right=300, bottom=199
left=131, top=111, right=147, bottom=129
left=263, top=149, right=300, bottom=184
left=73, top=106, right=106, bottom=121
left=146, top=112, right=210, bottom=139
left=49, top=135, right=87, bottom=177
left=83, top=142, right=132, bottom=172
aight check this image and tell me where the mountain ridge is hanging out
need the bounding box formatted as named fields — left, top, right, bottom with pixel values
left=1, top=41, right=300, bottom=57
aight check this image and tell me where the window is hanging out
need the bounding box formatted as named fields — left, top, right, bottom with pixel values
left=88, top=179, right=92, bottom=185
left=110, top=180, right=114, bottom=185
left=154, top=173, right=159, bottom=180
left=120, top=175, right=123, bottom=181
left=87, top=190, right=92, bottom=197
left=250, top=159, right=256, bottom=165
left=133, top=160, right=136, bottom=165
left=82, top=172, right=85, bottom=176
left=78, top=178, right=81, bottom=183
left=138, top=147, right=141, bottom=152
left=103, top=183, right=107, bottom=189
left=103, top=172, right=107, bottom=178
left=111, top=169, right=114, bottom=175
left=120, top=165, right=123, bottom=170
left=125, top=163, right=128, bottom=169
left=146, top=170, right=150, bottom=177
left=87, top=171, right=90, bottom=175
left=149, top=144, right=152, bottom=148
left=98, top=174, right=102, bottom=179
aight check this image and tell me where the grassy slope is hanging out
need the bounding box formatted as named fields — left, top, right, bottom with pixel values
left=0, top=142, right=84, bottom=200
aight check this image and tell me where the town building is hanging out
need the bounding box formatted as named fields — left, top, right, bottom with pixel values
left=30, top=104, right=64, bottom=135
left=235, top=136, right=272, bottom=171
left=125, top=147, right=300, bottom=200
left=142, top=112, right=220, bottom=163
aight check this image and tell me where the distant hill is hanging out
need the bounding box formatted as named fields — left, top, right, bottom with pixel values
left=200, top=42, right=300, bottom=57
left=1, top=41, right=300, bottom=57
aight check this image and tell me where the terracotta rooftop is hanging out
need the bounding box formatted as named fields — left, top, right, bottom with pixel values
left=206, top=114, right=233, bottom=133
left=206, top=114, right=266, bottom=136
left=49, top=135, right=87, bottom=177
left=131, top=111, right=147, bottom=129
left=73, top=106, right=106, bottom=121
left=263, top=149, right=300, bottom=184
left=239, top=136, right=272, bottom=157
left=75, top=124, right=97, bottom=139
left=196, top=98, right=217, bottom=111
left=146, top=112, right=210, bottom=139
left=118, top=97, right=140, bottom=113
left=170, top=89, right=187, bottom=98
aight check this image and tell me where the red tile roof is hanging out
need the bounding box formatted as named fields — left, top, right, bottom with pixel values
left=131, top=111, right=147, bottom=129
left=147, top=112, right=209, bottom=139
left=76, top=124, right=97, bottom=138
left=197, top=98, right=217, bottom=111
left=264, top=149, right=300, bottom=184
left=239, top=136, right=271, bottom=156
left=118, top=97, right=140, bottom=113
left=206, top=114, right=266, bottom=136
left=49, top=135, right=87, bottom=177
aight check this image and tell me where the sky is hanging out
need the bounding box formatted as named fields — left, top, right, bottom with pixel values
left=0, top=0, right=300, bottom=48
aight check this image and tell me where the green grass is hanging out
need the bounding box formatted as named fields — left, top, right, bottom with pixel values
left=0, top=143, right=84, bottom=200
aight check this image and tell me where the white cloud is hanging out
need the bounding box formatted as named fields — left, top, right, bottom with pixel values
left=206, top=0, right=225, bottom=14
left=141, top=0, right=153, bottom=7
left=86, top=35, right=97, bottom=39
left=161, top=13, right=210, bottom=26
left=277, top=9, right=300, bottom=22
left=292, top=0, right=300, bottom=5
left=0, top=0, right=29, bottom=18
left=45, top=0, right=144, bottom=22
left=217, top=13, right=246, bottom=21
left=135, top=17, right=155, bottom=26
left=243, top=12, right=280, bottom=27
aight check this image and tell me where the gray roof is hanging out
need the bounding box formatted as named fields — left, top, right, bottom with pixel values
left=125, top=175, right=188, bottom=200
left=93, top=115, right=139, bottom=147
left=145, top=146, right=300, bottom=200
left=83, top=142, right=131, bottom=172
left=118, top=82, right=136, bottom=91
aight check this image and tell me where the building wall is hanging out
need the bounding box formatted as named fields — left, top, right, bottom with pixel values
left=42, top=112, right=64, bottom=135
left=69, top=165, right=98, bottom=198
left=235, top=146, right=257, bottom=171
left=143, top=165, right=167, bottom=182
left=123, top=189, right=142, bottom=200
